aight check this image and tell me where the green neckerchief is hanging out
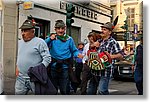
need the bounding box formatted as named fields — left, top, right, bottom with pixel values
left=57, top=34, right=70, bottom=42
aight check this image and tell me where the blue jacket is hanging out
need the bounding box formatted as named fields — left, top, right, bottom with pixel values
left=45, top=36, right=79, bottom=60
left=75, top=49, right=83, bottom=63
left=28, top=63, right=57, bottom=95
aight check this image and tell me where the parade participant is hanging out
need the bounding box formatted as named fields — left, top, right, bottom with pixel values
left=133, top=36, right=143, bottom=95
left=80, top=32, right=101, bottom=94
left=73, top=42, right=84, bottom=91
left=15, top=19, right=51, bottom=95
left=87, top=22, right=123, bottom=95
left=45, top=20, right=83, bottom=95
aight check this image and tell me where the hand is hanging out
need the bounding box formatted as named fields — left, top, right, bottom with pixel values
left=78, top=53, right=83, bottom=59
left=131, top=65, right=134, bottom=73
left=50, top=33, right=57, bottom=40
left=109, top=54, right=113, bottom=59
left=110, top=53, right=123, bottom=60
left=16, top=66, right=19, bottom=77
left=93, top=41, right=100, bottom=48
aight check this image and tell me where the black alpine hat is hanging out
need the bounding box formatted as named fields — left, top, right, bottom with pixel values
left=19, top=19, right=35, bottom=29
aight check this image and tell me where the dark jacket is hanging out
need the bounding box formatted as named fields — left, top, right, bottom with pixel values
left=28, top=63, right=57, bottom=95
left=135, top=44, right=143, bottom=66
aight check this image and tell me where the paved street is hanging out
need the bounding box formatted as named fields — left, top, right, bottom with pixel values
left=3, top=76, right=138, bottom=95
left=109, top=78, right=137, bottom=95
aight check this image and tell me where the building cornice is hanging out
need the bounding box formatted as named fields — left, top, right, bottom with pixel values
left=91, top=1, right=112, bottom=11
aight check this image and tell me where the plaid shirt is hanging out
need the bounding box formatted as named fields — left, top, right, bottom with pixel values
left=97, top=37, right=122, bottom=77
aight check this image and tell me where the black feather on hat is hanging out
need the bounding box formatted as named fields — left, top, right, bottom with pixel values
left=101, top=16, right=119, bottom=31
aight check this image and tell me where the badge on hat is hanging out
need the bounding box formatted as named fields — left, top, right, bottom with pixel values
left=19, top=19, right=36, bottom=29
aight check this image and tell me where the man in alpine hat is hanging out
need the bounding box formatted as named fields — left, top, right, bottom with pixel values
left=45, top=20, right=83, bottom=95
left=87, top=21, right=124, bottom=95
left=15, top=19, right=51, bottom=95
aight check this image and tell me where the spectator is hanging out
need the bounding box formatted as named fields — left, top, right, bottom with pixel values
left=80, top=32, right=100, bottom=94
left=133, top=37, right=143, bottom=95
left=73, top=42, right=84, bottom=92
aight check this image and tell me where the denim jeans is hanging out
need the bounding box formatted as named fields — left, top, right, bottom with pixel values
left=87, top=75, right=110, bottom=95
left=15, top=75, right=35, bottom=95
left=50, top=63, right=69, bottom=95
left=98, top=76, right=110, bottom=95
left=87, top=75, right=99, bottom=95
left=134, top=65, right=143, bottom=95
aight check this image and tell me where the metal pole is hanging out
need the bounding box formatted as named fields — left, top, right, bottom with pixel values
left=67, top=26, right=71, bottom=36
left=125, top=16, right=128, bottom=47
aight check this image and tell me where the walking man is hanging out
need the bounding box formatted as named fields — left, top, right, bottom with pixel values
left=45, top=20, right=82, bottom=95
left=15, top=19, right=51, bottom=95
left=87, top=22, right=123, bottom=95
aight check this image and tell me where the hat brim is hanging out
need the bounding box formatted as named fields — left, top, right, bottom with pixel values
left=100, top=25, right=112, bottom=30
left=19, top=26, right=35, bottom=29
left=55, top=23, right=65, bottom=28
left=55, top=25, right=65, bottom=28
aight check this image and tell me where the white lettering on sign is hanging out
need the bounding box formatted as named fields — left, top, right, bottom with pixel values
left=60, top=1, right=98, bottom=20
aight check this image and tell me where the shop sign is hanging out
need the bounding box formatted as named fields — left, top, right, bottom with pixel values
left=60, top=1, right=98, bottom=20
left=23, top=1, right=34, bottom=10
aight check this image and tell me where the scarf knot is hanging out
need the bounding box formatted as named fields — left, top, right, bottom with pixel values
left=57, top=34, right=70, bottom=42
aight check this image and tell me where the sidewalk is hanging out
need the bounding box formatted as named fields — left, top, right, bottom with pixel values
left=3, top=76, right=79, bottom=95
left=4, top=76, right=15, bottom=95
